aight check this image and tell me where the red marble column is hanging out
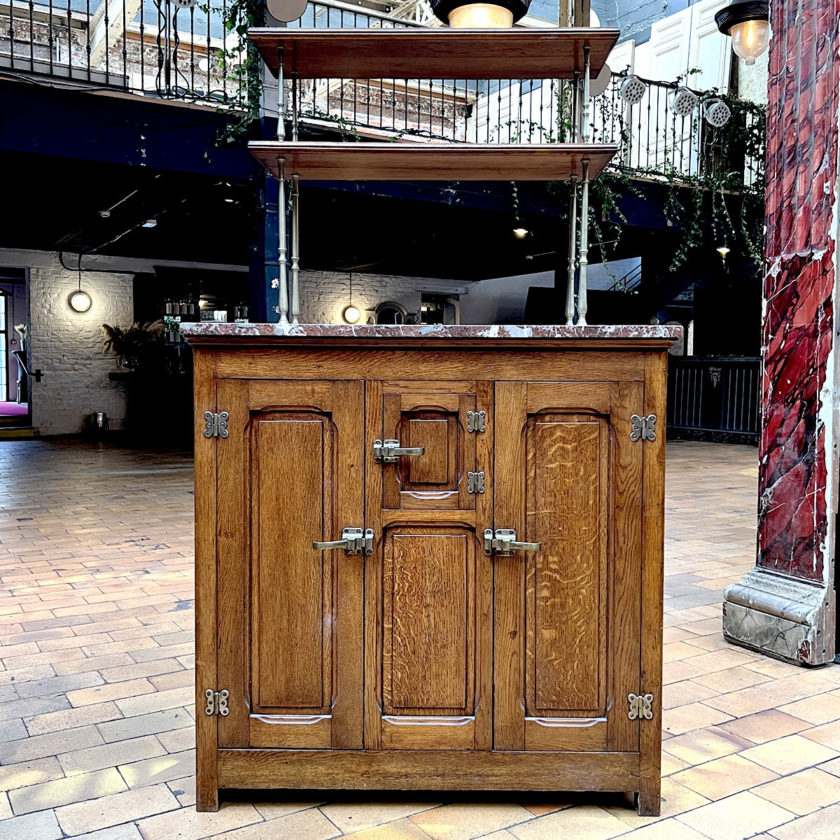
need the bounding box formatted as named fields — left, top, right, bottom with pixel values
left=759, top=0, right=839, bottom=581
left=723, top=0, right=839, bottom=664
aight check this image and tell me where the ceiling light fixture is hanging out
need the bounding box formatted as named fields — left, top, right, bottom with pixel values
left=513, top=227, right=528, bottom=240
left=715, top=1, right=770, bottom=65
left=142, top=219, right=157, bottom=228
left=717, top=245, right=731, bottom=259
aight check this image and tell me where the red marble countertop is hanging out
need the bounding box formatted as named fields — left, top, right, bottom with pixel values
left=181, top=323, right=682, bottom=342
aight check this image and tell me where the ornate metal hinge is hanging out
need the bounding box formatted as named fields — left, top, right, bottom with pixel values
left=628, top=693, right=654, bottom=720
left=467, top=471, right=485, bottom=494
left=204, top=688, right=230, bottom=716
left=203, top=411, right=229, bottom=439
left=629, top=414, right=657, bottom=442
left=467, top=410, right=486, bottom=433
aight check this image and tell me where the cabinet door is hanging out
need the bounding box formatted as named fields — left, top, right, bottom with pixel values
left=494, top=381, right=642, bottom=753
left=215, top=379, right=364, bottom=750
left=365, top=381, right=493, bottom=750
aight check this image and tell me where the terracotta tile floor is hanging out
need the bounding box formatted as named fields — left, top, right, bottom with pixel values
left=0, top=438, right=838, bottom=840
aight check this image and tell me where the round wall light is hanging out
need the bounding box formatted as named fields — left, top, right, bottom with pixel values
left=69, top=290, right=92, bottom=313
left=342, top=304, right=361, bottom=324
left=715, top=1, right=770, bottom=65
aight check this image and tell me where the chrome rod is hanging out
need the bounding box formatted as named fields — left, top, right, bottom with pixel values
left=291, top=173, right=301, bottom=325
left=277, top=159, right=289, bottom=325
left=582, top=45, right=591, bottom=143
left=565, top=174, right=578, bottom=326
left=578, top=158, right=591, bottom=326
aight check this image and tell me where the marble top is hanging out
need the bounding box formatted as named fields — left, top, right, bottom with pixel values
left=181, top=322, right=682, bottom=341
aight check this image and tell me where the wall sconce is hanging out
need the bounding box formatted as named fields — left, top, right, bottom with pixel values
left=69, top=290, right=92, bottom=313
left=715, top=1, right=770, bottom=66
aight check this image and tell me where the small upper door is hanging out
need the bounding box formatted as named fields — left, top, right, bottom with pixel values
left=365, top=381, right=493, bottom=751
left=215, top=379, right=364, bottom=750
left=493, top=381, right=643, bottom=753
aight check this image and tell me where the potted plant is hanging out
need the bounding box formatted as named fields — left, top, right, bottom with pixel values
left=102, top=321, right=165, bottom=371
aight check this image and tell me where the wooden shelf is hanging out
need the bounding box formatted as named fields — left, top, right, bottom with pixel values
left=248, top=141, right=618, bottom=181
left=250, top=27, right=618, bottom=80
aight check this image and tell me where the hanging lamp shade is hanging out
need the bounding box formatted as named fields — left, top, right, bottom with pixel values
left=715, top=1, right=770, bottom=65
left=429, top=0, right=530, bottom=28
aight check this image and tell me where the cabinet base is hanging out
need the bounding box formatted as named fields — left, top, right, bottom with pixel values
left=198, top=748, right=659, bottom=816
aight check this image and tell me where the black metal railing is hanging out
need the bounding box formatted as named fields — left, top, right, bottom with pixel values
left=2, top=0, right=765, bottom=187
left=667, top=356, right=761, bottom=442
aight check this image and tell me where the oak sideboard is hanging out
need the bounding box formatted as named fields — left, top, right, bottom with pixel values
left=184, top=323, right=678, bottom=815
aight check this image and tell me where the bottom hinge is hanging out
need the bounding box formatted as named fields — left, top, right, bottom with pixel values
left=204, top=688, right=230, bottom=716
left=627, top=693, right=654, bottom=720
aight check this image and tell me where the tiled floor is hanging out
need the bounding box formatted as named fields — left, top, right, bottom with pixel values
left=0, top=438, right=838, bottom=840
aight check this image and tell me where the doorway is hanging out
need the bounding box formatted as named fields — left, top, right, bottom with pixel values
left=0, top=269, right=30, bottom=429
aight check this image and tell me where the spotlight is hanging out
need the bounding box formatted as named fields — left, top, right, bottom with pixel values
left=670, top=87, right=698, bottom=118
left=704, top=98, right=732, bottom=128
left=619, top=75, right=646, bottom=105
left=513, top=227, right=528, bottom=240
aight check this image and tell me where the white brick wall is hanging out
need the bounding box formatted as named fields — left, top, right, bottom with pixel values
left=298, top=270, right=465, bottom=324
left=0, top=250, right=134, bottom=436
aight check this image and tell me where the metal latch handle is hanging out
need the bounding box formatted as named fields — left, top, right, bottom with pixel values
left=313, top=527, right=374, bottom=555
left=484, top=528, right=542, bottom=557
left=373, top=439, right=425, bottom=463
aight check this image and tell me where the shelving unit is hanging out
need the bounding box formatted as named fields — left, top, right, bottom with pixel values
left=247, top=24, right=620, bottom=325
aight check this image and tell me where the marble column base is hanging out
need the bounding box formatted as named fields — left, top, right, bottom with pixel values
left=722, top=567, right=835, bottom=666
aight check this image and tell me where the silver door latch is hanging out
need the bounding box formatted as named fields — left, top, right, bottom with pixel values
left=483, top=528, right=541, bottom=557
left=373, top=439, right=425, bottom=463
left=313, top=527, right=374, bottom=555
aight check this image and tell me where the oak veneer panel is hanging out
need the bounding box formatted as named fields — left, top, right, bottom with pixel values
left=526, top=416, right=607, bottom=716
left=252, top=415, right=331, bottom=711
left=250, top=27, right=619, bottom=79
left=407, top=419, right=449, bottom=486
left=524, top=718, right=608, bottom=751
left=383, top=528, right=475, bottom=714
left=217, top=749, right=640, bottom=790
left=249, top=142, right=619, bottom=182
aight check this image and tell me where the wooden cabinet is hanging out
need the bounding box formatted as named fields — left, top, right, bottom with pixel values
left=187, top=325, right=675, bottom=816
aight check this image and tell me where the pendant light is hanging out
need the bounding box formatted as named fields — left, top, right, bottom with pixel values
left=715, top=1, right=770, bottom=66
left=342, top=273, right=361, bottom=324
left=429, top=0, right=530, bottom=28
left=69, top=257, right=92, bottom=313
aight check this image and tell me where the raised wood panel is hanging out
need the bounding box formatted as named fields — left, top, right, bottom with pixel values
left=249, top=142, right=619, bottom=182
left=381, top=716, right=476, bottom=751
left=525, top=415, right=607, bottom=716
left=383, top=527, right=475, bottom=715
left=251, top=413, right=332, bottom=712
left=406, top=419, right=450, bottom=486
left=250, top=27, right=618, bottom=78
left=250, top=715, right=331, bottom=749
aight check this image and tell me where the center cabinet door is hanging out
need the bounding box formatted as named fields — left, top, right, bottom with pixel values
left=365, top=381, right=494, bottom=751
left=216, top=379, right=364, bottom=750
left=494, top=381, right=643, bottom=753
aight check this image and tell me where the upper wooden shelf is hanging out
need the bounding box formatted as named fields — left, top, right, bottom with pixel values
left=249, top=27, right=619, bottom=80
left=248, top=141, right=618, bottom=181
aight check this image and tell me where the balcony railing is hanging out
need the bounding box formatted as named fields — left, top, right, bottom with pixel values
left=3, top=0, right=764, bottom=188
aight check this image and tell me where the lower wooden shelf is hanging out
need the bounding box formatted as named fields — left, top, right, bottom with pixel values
left=248, top=141, right=619, bottom=181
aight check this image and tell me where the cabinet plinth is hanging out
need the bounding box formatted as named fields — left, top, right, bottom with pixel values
left=187, top=325, right=674, bottom=816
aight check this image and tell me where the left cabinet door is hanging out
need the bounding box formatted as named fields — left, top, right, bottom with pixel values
left=215, top=379, right=365, bottom=750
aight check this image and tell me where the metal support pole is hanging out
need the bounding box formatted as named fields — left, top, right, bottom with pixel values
left=291, top=73, right=299, bottom=141
left=565, top=174, right=579, bottom=326
left=578, top=158, right=591, bottom=326
left=582, top=46, right=591, bottom=143
left=570, top=70, right=579, bottom=142
left=277, top=46, right=285, bottom=140
left=290, top=174, right=300, bottom=325
left=277, top=159, right=289, bottom=324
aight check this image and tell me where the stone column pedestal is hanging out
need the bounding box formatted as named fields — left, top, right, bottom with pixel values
left=722, top=0, right=839, bottom=666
